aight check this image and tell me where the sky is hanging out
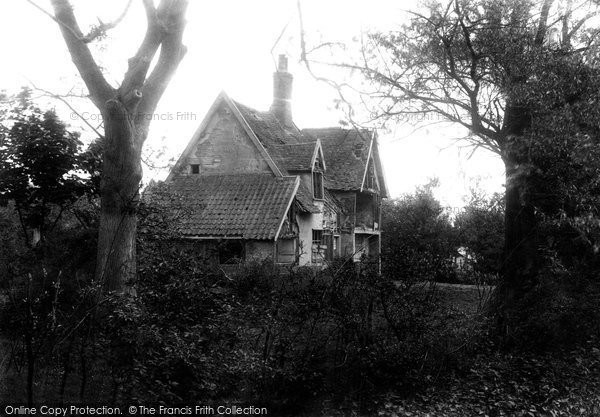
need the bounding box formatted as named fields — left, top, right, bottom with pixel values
left=1, top=0, right=505, bottom=207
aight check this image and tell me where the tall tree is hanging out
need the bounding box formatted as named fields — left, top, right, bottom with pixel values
left=42, top=0, right=188, bottom=292
left=0, top=88, right=93, bottom=245
left=304, top=0, right=600, bottom=316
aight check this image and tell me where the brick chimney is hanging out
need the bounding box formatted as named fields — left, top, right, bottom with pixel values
left=270, top=55, right=293, bottom=127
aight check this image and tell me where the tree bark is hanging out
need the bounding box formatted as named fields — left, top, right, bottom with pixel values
left=95, top=100, right=143, bottom=293
left=500, top=158, right=539, bottom=292
left=494, top=105, right=540, bottom=333
left=49, top=0, right=188, bottom=294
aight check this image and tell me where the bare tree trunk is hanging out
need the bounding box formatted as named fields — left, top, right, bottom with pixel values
left=95, top=101, right=143, bottom=293
left=50, top=0, right=188, bottom=294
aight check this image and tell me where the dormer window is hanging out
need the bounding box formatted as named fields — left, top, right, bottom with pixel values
left=366, top=161, right=376, bottom=190
left=313, top=171, right=323, bottom=199
left=312, top=146, right=325, bottom=199
left=190, top=164, right=200, bottom=174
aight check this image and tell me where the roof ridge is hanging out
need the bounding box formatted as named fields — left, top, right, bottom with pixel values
left=269, top=141, right=316, bottom=147
left=303, top=126, right=346, bottom=130
left=176, top=172, right=276, bottom=178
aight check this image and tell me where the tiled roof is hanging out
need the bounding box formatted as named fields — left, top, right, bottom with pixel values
left=234, top=101, right=324, bottom=176
left=155, top=174, right=298, bottom=240
left=295, top=182, right=320, bottom=213
left=268, top=142, right=317, bottom=172
left=302, top=127, right=372, bottom=191
left=234, top=100, right=306, bottom=147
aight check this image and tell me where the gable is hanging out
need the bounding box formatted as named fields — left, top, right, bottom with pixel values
left=188, top=104, right=272, bottom=175
left=370, top=135, right=389, bottom=197
left=302, top=128, right=371, bottom=191
left=362, top=155, right=380, bottom=192
left=313, top=143, right=325, bottom=172
left=234, top=100, right=307, bottom=147
left=167, top=92, right=282, bottom=180
left=266, top=140, right=326, bottom=174
left=302, top=127, right=388, bottom=197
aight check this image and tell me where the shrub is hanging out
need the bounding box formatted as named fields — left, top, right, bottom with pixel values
left=100, top=250, right=448, bottom=409
left=501, top=271, right=600, bottom=350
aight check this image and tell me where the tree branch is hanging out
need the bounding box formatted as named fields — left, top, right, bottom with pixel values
left=26, top=0, right=84, bottom=42
left=80, top=0, right=133, bottom=43
left=120, top=0, right=163, bottom=96
left=28, top=82, right=105, bottom=140
left=49, top=0, right=115, bottom=111
left=535, top=0, right=555, bottom=46
left=137, top=0, right=189, bottom=133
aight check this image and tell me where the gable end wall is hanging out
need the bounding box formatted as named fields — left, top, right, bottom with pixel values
left=180, top=106, right=272, bottom=176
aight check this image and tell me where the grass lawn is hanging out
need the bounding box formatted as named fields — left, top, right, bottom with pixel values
left=422, top=281, right=495, bottom=313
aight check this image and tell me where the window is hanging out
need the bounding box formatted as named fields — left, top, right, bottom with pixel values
left=366, top=161, right=376, bottom=190
left=311, top=229, right=324, bottom=264
left=190, top=164, right=200, bottom=174
left=311, top=230, right=337, bottom=263
left=277, top=239, right=296, bottom=264
left=287, top=203, right=296, bottom=224
left=312, top=229, right=323, bottom=243
left=313, top=171, right=323, bottom=199
left=373, top=194, right=380, bottom=229
left=354, top=235, right=368, bottom=262
left=218, top=240, right=244, bottom=264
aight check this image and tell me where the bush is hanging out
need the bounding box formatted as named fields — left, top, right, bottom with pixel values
left=83, top=248, right=447, bottom=410
left=501, top=271, right=600, bottom=350
left=0, top=189, right=486, bottom=410
left=381, top=181, right=458, bottom=283
left=0, top=225, right=98, bottom=404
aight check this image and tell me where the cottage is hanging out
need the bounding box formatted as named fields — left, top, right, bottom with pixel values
left=161, top=55, right=388, bottom=266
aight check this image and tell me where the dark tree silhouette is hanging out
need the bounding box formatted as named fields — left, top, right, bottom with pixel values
left=0, top=88, right=94, bottom=245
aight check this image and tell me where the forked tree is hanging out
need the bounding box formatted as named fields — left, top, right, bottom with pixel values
left=41, top=0, right=188, bottom=292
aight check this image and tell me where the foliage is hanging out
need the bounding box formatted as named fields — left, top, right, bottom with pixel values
left=305, top=0, right=600, bottom=323
left=0, top=88, right=97, bottom=244
left=2, top=199, right=452, bottom=410
left=376, top=344, right=600, bottom=417
left=0, top=224, right=98, bottom=404
left=500, top=272, right=600, bottom=350
left=3, top=187, right=599, bottom=413
left=0, top=99, right=100, bottom=401
left=455, top=190, right=504, bottom=277
left=99, top=249, right=444, bottom=409
left=381, top=180, right=458, bottom=282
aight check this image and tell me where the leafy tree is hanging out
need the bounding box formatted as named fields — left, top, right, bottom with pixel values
left=381, top=180, right=458, bottom=282
left=0, top=89, right=93, bottom=245
left=304, top=0, right=600, bottom=312
left=0, top=90, right=100, bottom=403
left=455, top=190, right=504, bottom=276
left=42, top=0, right=188, bottom=293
